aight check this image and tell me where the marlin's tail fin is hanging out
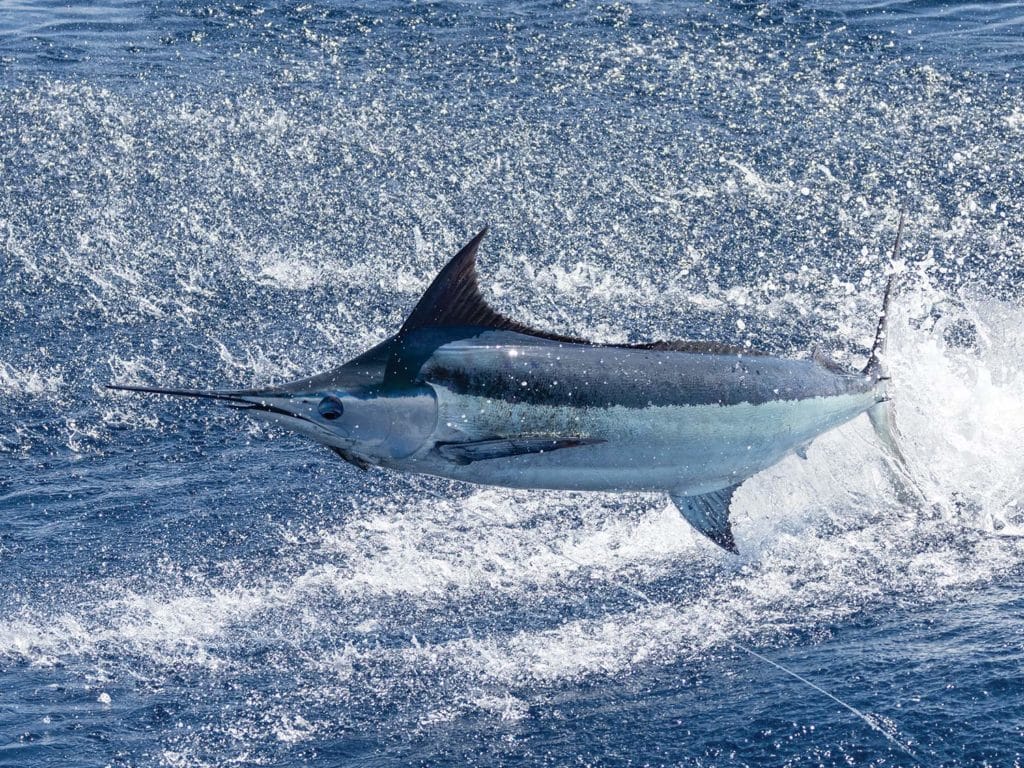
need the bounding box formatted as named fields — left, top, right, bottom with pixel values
left=868, top=398, right=909, bottom=471
left=863, top=211, right=903, bottom=380
left=865, top=211, right=915, bottom=485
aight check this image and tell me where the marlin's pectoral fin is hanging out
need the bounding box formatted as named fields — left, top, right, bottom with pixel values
left=670, top=484, right=742, bottom=553
left=436, top=437, right=605, bottom=465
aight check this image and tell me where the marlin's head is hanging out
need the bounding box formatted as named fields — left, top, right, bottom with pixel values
left=106, top=381, right=437, bottom=461
left=108, top=226, right=510, bottom=466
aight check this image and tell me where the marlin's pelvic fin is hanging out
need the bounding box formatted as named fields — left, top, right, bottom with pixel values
left=330, top=446, right=372, bottom=471
left=670, top=484, right=741, bottom=553
left=436, top=436, right=605, bottom=465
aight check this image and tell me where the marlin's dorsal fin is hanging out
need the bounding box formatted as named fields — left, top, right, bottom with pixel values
left=384, top=229, right=585, bottom=386
left=811, top=345, right=849, bottom=374
left=401, top=228, right=504, bottom=333
left=394, top=228, right=764, bottom=371
left=398, top=229, right=578, bottom=340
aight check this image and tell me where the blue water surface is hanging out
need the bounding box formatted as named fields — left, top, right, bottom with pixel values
left=2, top=2, right=1023, bottom=766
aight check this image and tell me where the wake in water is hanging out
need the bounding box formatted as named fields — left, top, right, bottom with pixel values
left=892, top=284, right=1024, bottom=538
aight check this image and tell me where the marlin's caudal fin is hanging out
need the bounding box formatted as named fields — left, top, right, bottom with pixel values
left=865, top=212, right=913, bottom=476
left=863, top=211, right=903, bottom=380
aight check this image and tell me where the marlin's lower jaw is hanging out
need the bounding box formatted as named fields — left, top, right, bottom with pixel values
left=211, top=394, right=366, bottom=451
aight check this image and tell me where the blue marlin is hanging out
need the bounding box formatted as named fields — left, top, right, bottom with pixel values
left=109, top=227, right=906, bottom=552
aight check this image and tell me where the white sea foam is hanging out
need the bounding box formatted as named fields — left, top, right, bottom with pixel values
left=0, top=360, right=64, bottom=395
left=886, top=285, right=1024, bottom=523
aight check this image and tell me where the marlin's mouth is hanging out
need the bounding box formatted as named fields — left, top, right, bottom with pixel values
left=233, top=399, right=317, bottom=425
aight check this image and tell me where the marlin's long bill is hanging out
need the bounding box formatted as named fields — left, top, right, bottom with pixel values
left=107, top=223, right=910, bottom=554
left=104, top=384, right=260, bottom=402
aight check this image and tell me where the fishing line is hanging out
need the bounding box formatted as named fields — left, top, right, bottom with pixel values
left=549, top=537, right=922, bottom=763
left=450, top=495, right=923, bottom=764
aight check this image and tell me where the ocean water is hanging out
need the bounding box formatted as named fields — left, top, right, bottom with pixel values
left=1, top=1, right=1023, bottom=765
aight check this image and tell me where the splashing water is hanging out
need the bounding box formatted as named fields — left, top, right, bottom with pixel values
left=1, top=1, right=1023, bottom=766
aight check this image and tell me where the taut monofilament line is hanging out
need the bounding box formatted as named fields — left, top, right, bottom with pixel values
left=504, top=513, right=925, bottom=765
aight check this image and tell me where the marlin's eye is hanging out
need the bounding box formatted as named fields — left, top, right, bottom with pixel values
left=317, top=396, right=344, bottom=421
